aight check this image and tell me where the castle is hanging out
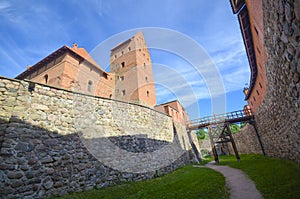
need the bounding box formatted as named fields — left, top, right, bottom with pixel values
left=16, top=32, right=189, bottom=124
left=230, top=0, right=268, bottom=113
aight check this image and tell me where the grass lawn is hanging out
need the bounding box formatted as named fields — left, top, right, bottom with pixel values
left=218, top=154, right=300, bottom=199
left=50, top=165, right=229, bottom=199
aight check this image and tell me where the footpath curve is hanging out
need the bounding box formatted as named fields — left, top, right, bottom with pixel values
left=205, top=162, right=263, bottom=199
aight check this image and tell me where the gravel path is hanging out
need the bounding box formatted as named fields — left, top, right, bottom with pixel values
left=202, top=162, right=263, bottom=199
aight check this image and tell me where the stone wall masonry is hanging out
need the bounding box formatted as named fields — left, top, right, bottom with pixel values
left=0, top=76, right=201, bottom=198
left=229, top=123, right=263, bottom=155
left=232, top=0, right=300, bottom=164
left=254, top=0, right=300, bottom=163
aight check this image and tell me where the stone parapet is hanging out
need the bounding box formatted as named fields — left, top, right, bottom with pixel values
left=0, top=76, right=200, bottom=198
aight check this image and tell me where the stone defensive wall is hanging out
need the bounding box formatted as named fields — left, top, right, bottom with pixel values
left=229, top=0, right=300, bottom=164
left=0, top=76, right=201, bottom=198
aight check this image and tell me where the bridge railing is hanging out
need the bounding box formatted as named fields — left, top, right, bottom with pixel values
left=187, top=107, right=253, bottom=128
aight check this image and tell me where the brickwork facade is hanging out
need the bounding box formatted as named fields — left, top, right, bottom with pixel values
left=16, top=45, right=115, bottom=99
left=155, top=100, right=190, bottom=125
left=110, top=32, right=157, bottom=107
left=244, top=0, right=268, bottom=112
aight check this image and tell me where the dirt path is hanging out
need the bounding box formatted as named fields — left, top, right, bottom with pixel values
left=204, top=162, right=263, bottom=199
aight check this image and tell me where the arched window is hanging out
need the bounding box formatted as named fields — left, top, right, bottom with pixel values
left=88, top=80, right=92, bottom=92
left=44, top=74, right=48, bottom=84
left=146, top=90, right=150, bottom=97
left=121, top=62, right=125, bottom=68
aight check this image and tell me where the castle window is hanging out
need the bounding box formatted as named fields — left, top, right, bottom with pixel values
left=109, top=94, right=112, bottom=98
left=88, top=81, right=92, bottom=92
left=144, top=63, right=146, bottom=68
left=256, top=47, right=261, bottom=55
left=120, top=76, right=124, bottom=81
left=253, top=96, right=256, bottom=101
left=103, top=73, right=108, bottom=79
left=145, top=76, right=148, bottom=81
left=147, top=90, right=149, bottom=97
left=121, top=62, right=125, bottom=68
left=256, top=90, right=260, bottom=95
left=44, top=74, right=48, bottom=84
left=122, top=90, right=126, bottom=96
left=254, top=26, right=259, bottom=36
left=259, top=82, right=262, bottom=88
left=128, top=47, right=131, bottom=51
left=250, top=101, right=253, bottom=106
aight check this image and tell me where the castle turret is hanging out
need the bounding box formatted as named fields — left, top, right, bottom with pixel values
left=110, top=32, right=156, bottom=107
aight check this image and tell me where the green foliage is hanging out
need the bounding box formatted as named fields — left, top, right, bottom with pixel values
left=50, top=165, right=229, bottom=199
left=229, top=123, right=241, bottom=134
left=218, top=154, right=300, bottom=199
left=195, top=128, right=207, bottom=140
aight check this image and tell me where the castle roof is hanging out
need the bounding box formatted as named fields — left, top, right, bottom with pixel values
left=155, top=99, right=186, bottom=112
left=16, top=44, right=107, bottom=79
left=229, top=0, right=258, bottom=100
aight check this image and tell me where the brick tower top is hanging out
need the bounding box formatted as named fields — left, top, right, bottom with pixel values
left=110, top=32, right=156, bottom=107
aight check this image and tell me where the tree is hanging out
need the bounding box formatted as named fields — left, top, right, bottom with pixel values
left=195, top=129, right=207, bottom=140
left=229, top=123, right=241, bottom=134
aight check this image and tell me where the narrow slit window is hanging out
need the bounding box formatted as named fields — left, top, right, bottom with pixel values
left=44, top=74, right=48, bottom=84
left=88, top=80, right=92, bottom=92
left=256, top=47, right=261, bottom=54
left=254, top=26, right=259, bottom=36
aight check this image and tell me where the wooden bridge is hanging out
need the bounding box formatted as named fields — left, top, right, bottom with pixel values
left=187, top=107, right=264, bottom=163
left=187, top=108, right=253, bottom=130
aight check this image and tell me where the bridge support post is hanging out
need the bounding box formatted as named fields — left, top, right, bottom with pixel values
left=249, top=119, right=266, bottom=156
left=225, top=123, right=240, bottom=162
left=208, top=126, right=219, bottom=164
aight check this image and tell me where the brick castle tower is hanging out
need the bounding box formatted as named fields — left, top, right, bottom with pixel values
left=110, top=32, right=156, bottom=107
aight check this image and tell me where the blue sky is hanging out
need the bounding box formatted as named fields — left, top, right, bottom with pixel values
left=0, top=0, right=250, bottom=119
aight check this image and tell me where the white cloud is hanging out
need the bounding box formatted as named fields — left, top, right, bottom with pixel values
left=0, top=1, right=10, bottom=10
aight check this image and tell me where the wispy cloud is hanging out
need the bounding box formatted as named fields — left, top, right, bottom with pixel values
left=0, top=1, right=10, bottom=10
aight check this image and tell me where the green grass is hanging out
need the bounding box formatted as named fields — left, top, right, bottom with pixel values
left=50, top=165, right=229, bottom=199
left=199, top=154, right=214, bottom=165
left=218, top=154, right=300, bottom=199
